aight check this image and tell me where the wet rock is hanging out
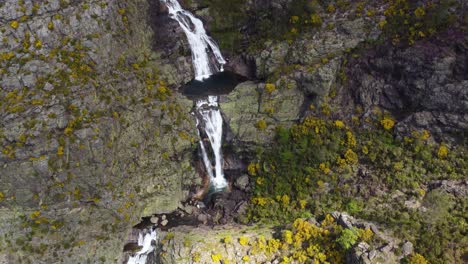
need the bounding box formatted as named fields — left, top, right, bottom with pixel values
left=150, top=216, right=159, bottom=224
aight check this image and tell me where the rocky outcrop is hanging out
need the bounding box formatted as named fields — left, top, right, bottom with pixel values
left=254, top=17, right=381, bottom=103
left=339, top=36, right=468, bottom=143
left=221, top=81, right=304, bottom=145
left=157, top=212, right=407, bottom=264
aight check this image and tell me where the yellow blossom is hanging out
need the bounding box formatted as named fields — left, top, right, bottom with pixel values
left=414, top=7, right=426, bottom=17
left=256, top=119, right=267, bottom=130
left=283, top=230, right=293, bottom=245
left=57, top=146, right=64, bottom=156
left=211, top=253, right=222, bottom=262
left=10, top=21, right=19, bottom=29
left=344, top=149, right=358, bottom=164
left=334, top=120, right=345, bottom=129
left=265, top=83, right=276, bottom=93
left=408, top=253, right=428, bottom=264
left=319, top=163, right=331, bottom=174
left=256, top=177, right=264, bottom=185
left=437, top=144, right=448, bottom=159
left=299, top=199, right=307, bottom=209
left=248, top=162, right=257, bottom=176
left=239, top=236, right=249, bottom=246
left=223, top=236, right=232, bottom=244
left=380, top=117, right=395, bottom=130
left=421, top=130, right=431, bottom=140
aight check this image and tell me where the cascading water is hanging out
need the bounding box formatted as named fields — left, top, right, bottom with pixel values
left=127, top=2, right=228, bottom=263
left=164, top=0, right=226, bottom=80
left=164, top=0, right=228, bottom=189
left=195, top=96, right=227, bottom=189
left=127, top=229, right=158, bottom=264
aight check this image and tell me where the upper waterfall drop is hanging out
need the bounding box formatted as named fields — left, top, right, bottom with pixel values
left=163, top=0, right=226, bottom=80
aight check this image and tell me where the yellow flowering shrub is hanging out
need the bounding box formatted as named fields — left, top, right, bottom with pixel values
left=346, top=131, right=357, bottom=147
left=334, top=120, right=345, bottom=129
left=358, top=228, right=373, bottom=242
left=380, top=117, right=395, bottom=130
left=319, top=163, right=331, bottom=174
left=211, top=253, right=222, bottom=262
left=239, top=236, right=249, bottom=246
left=283, top=230, right=293, bottom=245
left=256, top=119, right=267, bottom=130
left=344, top=149, right=358, bottom=164
left=414, top=7, right=426, bottom=17
left=57, top=146, right=64, bottom=156
left=10, top=21, right=19, bottom=29
left=408, top=253, right=428, bottom=264
left=437, top=144, right=448, bottom=159
left=248, top=162, right=258, bottom=176
left=265, top=83, right=276, bottom=93
left=223, top=235, right=232, bottom=244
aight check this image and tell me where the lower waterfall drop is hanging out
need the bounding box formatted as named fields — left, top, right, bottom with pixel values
left=195, top=96, right=228, bottom=190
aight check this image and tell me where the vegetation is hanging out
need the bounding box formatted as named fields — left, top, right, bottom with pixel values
left=378, top=0, right=459, bottom=45
left=245, top=108, right=467, bottom=263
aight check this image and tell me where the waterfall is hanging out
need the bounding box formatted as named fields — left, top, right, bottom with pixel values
left=127, top=229, right=158, bottom=264
left=164, top=0, right=228, bottom=189
left=164, top=0, right=226, bottom=81
left=195, top=96, right=227, bottom=188
left=127, top=2, right=228, bottom=263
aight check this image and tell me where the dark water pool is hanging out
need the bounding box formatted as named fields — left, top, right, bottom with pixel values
left=182, top=71, right=246, bottom=99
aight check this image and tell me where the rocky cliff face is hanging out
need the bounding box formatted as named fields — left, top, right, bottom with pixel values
left=335, top=35, right=468, bottom=143
left=0, top=0, right=200, bottom=263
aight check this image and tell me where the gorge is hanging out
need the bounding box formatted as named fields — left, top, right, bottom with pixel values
left=0, top=0, right=466, bottom=263
left=127, top=0, right=230, bottom=262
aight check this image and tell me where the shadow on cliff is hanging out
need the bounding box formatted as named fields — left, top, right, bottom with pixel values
left=146, top=0, right=191, bottom=59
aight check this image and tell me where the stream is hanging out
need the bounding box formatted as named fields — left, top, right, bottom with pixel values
left=127, top=0, right=231, bottom=262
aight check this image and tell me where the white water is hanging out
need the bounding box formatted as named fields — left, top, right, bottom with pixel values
left=128, top=2, right=227, bottom=263
left=164, top=0, right=226, bottom=80
left=195, top=96, right=228, bottom=188
left=127, top=229, right=158, bottom=264
left=164, top=0, right=228, bottom=189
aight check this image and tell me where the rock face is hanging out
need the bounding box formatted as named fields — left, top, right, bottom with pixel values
left=340, top=37, right=468, bottom=143
left=0, top=0, right=199, bottom=263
